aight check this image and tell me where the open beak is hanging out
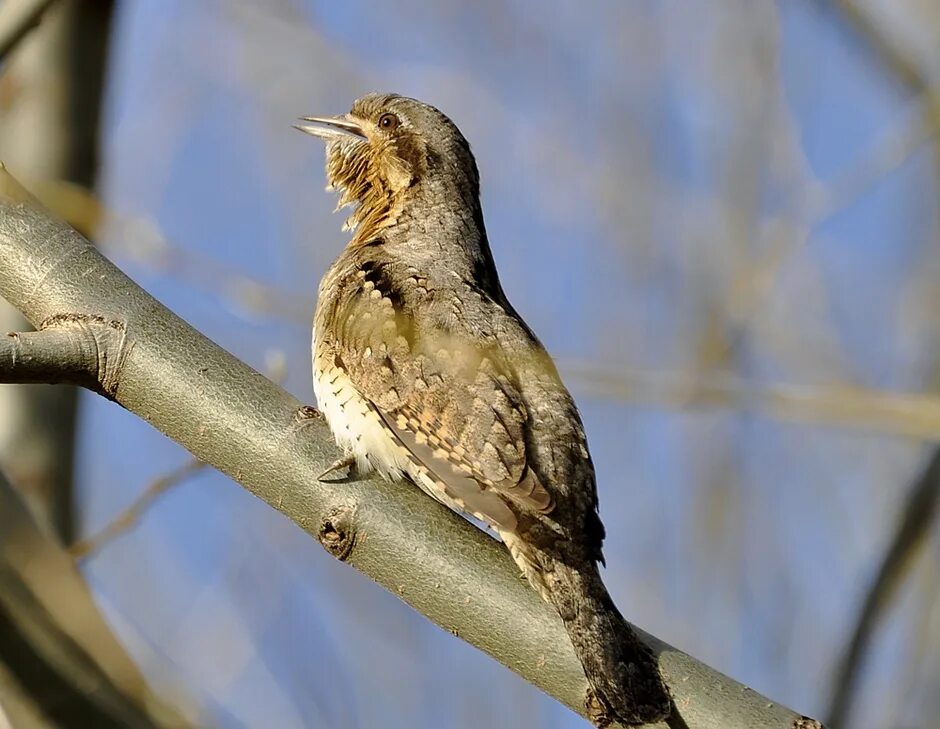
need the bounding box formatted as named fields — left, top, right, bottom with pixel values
left=294, top=115, right=366, bottom=141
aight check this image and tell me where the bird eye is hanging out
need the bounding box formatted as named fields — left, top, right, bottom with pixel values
left=378, top=113, right=399, bottom=131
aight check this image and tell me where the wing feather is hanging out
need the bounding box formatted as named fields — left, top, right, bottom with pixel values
left=321, top=256, right=554, bottom=529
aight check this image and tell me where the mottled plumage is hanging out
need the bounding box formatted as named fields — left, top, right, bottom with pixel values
left=299, top=93, right=670, bottom=726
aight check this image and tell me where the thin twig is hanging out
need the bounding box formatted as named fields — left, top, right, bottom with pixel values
left=826, top=451, right=940, bottom=728
left=69, top=459, right=206, bottom=560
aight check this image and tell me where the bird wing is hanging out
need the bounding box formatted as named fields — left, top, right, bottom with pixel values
left=321, top=263, right=553, bottom=530
left=371, top=352, right=555, bottom=524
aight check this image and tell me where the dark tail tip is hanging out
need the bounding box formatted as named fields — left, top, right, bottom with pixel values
left=582, top=635, right=671, bottom=726
left=555, top=566, right=671, bottom=726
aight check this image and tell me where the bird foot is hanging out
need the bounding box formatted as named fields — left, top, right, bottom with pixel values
left=318, top=454, right=357, bottom=481
left=584, top=689, right=613, bottom=728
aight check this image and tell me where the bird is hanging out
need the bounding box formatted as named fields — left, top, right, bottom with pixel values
left=296, top=93, right=671, bottom=727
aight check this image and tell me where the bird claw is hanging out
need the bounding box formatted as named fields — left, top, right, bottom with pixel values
left=584, top=689, right=613, bottom=728
left=318, top=454, right=357, bottom=481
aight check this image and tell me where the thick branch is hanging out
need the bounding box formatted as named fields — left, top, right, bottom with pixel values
left=0, top=166, right=818, bottom=728
left=0, top=319, right=126, bottom=391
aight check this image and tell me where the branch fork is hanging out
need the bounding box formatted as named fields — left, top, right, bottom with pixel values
left=1, top=313, right=130, bottom=396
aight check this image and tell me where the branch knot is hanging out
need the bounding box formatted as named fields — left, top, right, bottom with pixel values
left=317, top=505, right=357, bottom=561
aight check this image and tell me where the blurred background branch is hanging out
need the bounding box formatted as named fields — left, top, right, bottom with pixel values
left=0, top=0, right=114, bottom=542
left=567, top=363, right=940, bottom=441
left=0, top=466, right=197, bottom=728
left=830, top=0, right=940, bottom=103
left=69, top=457, right=205, bottom=560
left=826, top=2, right=940, bottom=727
left=826, top=449, right=940, bottom=728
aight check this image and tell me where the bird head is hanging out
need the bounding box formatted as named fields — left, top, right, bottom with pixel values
left=296, top=93, right=480, bottom=244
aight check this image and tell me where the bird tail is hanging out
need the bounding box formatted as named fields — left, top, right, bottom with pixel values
left=548, top=560, right=671, bottom=727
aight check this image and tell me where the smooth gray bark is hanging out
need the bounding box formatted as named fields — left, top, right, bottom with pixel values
left=0, top=0, right=115, bottom=541
left=0, top=167, right=822, bottom=728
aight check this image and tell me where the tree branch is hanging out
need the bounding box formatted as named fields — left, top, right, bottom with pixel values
left=0, top=0, right=57, bottom=63
left=0, top=318, right=127, bottom=391
left=0, top=0, right=115, bottom=544
left=69, top=458, right=206, bottom=560
left=0, top=165, right=820, bottom=728
left=826, top=451, right=940, bottom=728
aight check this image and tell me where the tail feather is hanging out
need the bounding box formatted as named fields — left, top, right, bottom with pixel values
left=501, top=532, right=670, bottom=726
left=547, top=560, right=671, bottom=726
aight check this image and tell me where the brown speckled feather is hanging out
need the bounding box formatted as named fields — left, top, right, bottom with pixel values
left=314, top=247, right=553, bottom=530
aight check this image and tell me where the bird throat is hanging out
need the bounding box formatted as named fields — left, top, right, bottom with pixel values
left=325, top=139, right=412, bottom=247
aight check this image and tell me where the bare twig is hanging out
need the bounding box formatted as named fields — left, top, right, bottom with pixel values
left=69, top=458, right=206, bottom=560
left=827, top=451, right=940, bottom=728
